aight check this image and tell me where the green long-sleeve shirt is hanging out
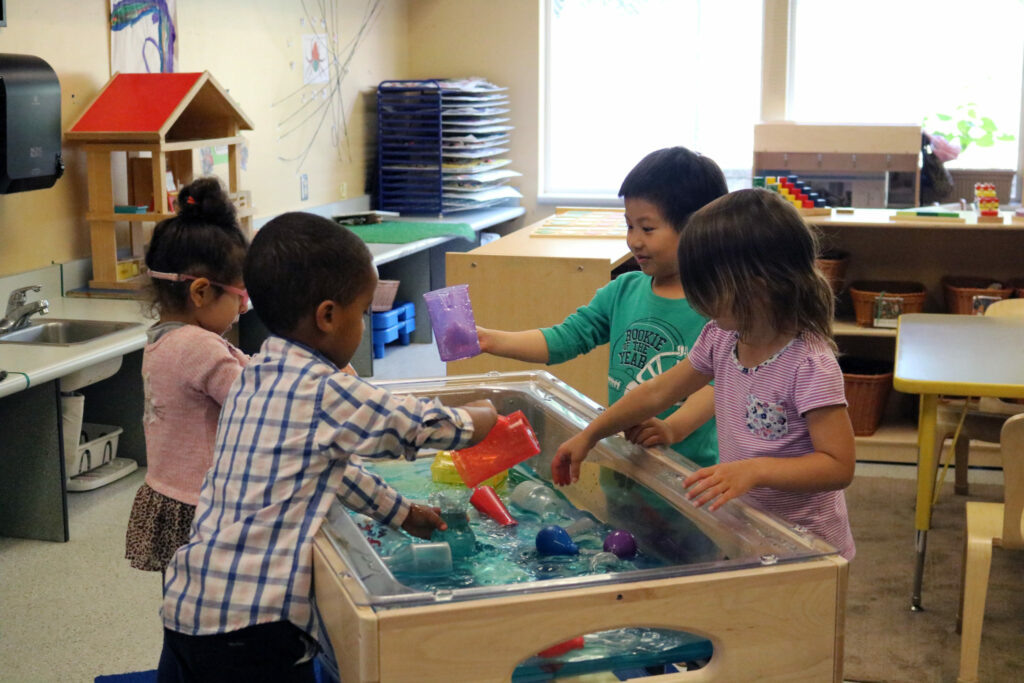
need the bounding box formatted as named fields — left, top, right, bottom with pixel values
left=540, top=271, right=718, bottom=468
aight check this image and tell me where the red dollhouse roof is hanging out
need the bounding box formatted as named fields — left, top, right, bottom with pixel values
left=66, top=71, right=253, bottom=142
left=70, top=73, right=204, bottom=133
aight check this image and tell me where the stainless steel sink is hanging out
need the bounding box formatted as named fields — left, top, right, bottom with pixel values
left=0, top=318, right=143, bottom=345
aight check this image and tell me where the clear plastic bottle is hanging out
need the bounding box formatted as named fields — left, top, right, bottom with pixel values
left=509, top=480, right=564, bottom=520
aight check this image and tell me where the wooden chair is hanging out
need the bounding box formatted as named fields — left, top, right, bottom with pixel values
left=934, top=298, right=1024, bottom=495
left=956, top=411, right=1024, bottom=682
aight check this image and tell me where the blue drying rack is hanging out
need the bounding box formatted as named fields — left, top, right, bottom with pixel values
left=377, top=80, right=445, bottom=216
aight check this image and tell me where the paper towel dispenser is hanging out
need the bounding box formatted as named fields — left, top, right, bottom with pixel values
left=0, top=54, right=64, bottom=193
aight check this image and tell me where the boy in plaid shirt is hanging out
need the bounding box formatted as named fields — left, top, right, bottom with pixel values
left=158, top=212, right=497, bottom=682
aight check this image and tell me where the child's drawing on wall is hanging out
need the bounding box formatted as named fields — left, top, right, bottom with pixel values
left=110, top=0, right=178, bottom=74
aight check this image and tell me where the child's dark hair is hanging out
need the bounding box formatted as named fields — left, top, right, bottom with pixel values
left=244, top=212, right=374, bottom=336
left=145, top=177, right=247, bottom=312
left=678, top=188, right=836, bottom=349
left=618, top=147, right=729, bottom=231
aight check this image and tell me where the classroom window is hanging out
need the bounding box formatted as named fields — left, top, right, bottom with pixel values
left=790, top=0, right=1024, bottom=171
left=542, top=0, right=764, bottom=200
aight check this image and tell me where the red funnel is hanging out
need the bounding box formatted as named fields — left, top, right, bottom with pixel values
left=451, top=410, right=540, bottom=488
left=537, top=636, right=585, bottom=658
left=470, top=485, right=518, bottom=526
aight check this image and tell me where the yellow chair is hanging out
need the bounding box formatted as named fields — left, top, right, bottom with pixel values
left=934, top=298, right=1024, bottom=495
left=956, top=411, right=1024, bottom=683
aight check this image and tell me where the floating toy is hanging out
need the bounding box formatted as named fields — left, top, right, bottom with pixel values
left=450, top=411, right=540, bottom=488
left=470, top=485, right=518, bottom=526
left=536, top=525, right=579, bottom=556
left=509, top=480, right=564, bottom=520
left=385, top=542, right=453, bottom=577
left=588, top=551, right=621, bottom=572
left=603, top=529, right=638, bottom=559
left=430, top=450, right=507, bottom=489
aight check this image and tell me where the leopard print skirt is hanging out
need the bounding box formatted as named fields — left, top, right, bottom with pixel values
left=125, top=483, right=195, bottom=572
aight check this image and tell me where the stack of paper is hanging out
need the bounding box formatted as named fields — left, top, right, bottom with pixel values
left=377, top=78, right=522, bottom=214
left=437, top=78, right=522, bottom=212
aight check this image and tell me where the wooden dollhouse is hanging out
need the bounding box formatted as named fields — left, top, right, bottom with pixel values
left=65, top=71, right=254, bottom=291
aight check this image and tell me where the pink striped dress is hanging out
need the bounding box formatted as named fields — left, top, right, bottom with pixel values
left=688, top=321, right=855, bottom=559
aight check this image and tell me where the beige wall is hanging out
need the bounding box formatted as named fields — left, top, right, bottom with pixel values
left=408, top=0, right=545, bottom=227
left=0, top=0, right=409, bottom=277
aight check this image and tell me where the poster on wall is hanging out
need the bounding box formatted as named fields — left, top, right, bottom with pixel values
left=302, top=34, right=330, bottom=85
left=109, top=0, right=178, bottom=74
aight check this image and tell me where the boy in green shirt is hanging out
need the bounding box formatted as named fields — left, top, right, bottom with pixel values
left=477, top=147, right=728, bottom=467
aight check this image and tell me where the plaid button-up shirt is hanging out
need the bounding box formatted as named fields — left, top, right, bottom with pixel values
left=163, top=336, right=472, bottom=639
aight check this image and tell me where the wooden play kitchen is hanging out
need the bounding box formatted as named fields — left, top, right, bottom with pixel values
left=312, top=371, right=848, bottom=682
left=64, top=71, right=254, bottom=291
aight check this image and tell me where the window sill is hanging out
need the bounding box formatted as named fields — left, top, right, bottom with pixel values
left=536, top=193, right=623, bottom=207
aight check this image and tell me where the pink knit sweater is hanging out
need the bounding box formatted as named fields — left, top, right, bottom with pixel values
left=141, top=324, right=248, bottom=505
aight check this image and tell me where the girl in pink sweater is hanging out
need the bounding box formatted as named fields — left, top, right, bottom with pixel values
left=125, top=177, right=250, bottom=571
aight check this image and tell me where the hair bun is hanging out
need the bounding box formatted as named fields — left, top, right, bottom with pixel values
left=176, top=176, right=238, bottom=230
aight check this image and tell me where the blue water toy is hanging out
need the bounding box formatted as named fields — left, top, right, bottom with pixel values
left=536, top=525, right=579, bottom=556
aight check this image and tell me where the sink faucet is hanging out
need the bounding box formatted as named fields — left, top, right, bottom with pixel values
left=0, top=285, right=49, bottom=333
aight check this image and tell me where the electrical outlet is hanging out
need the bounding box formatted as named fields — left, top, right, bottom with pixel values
left=300, top=173, right=309, bottom=201
left=339, top=182, right=347, bottom=200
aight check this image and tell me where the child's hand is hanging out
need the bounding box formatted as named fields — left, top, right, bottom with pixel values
left=475, top=326, right=492, bottom=353
left=551, top=433, right=595, bottom=486
left=682, top=461, right=759, bottom=512
left=401, top=503, right=447, bottom=540
left=623, top=418, right=673, bottom=448
left=461, top=399, right=498, bottom=445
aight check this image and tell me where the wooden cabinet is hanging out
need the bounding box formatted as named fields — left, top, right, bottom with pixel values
left=812, top=209, right=1024, bottom=465
left=446, top=215, right=632, bottom=406
left=754, top=122, right=921, bottom=207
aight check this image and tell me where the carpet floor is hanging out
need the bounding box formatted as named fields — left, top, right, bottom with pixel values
left=843, top=475, right=1023, bottom=683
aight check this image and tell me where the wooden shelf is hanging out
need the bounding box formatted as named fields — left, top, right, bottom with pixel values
left=834, top=319, right=896, bottom=338
left=855, top=420, right=1001, bottom=467
left=86, top=205, right=255, bottom=223
left=813, top=208, right=1024, bottom=231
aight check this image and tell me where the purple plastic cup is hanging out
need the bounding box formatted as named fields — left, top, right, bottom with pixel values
left=423, top=284, right=481, bottom=361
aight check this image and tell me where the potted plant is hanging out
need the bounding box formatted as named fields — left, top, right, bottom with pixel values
left=923, top=104, right=1017, bottom=203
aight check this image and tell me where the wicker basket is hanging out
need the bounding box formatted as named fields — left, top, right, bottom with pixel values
left=816, top=250, right=850, bottom=296
left=848, top=281, right=927, bottom=327
left=941, top=276, right=1013, bottom=315
left=840, top=357, right=893, bottom=436
left=372, top=280, right=400, bottom=312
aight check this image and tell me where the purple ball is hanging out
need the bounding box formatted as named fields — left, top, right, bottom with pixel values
left=603, top=529, right=637, bottom=559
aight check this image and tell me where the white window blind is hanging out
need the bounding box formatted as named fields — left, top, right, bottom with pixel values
left=790, top=0, right=1024, bottom=170
left=543, top=0, right=763, bottom=199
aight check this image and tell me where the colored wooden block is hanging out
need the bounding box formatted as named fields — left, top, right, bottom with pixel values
left=889, top=214, right=966, bottom=224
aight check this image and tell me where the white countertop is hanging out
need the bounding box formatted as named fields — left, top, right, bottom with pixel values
left=0, top=296, right=152, bottom=398
left=0, top=205, right=525, bottom=399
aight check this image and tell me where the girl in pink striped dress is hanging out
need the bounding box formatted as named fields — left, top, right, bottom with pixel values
left=553, top=188, right=856, bottom=559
